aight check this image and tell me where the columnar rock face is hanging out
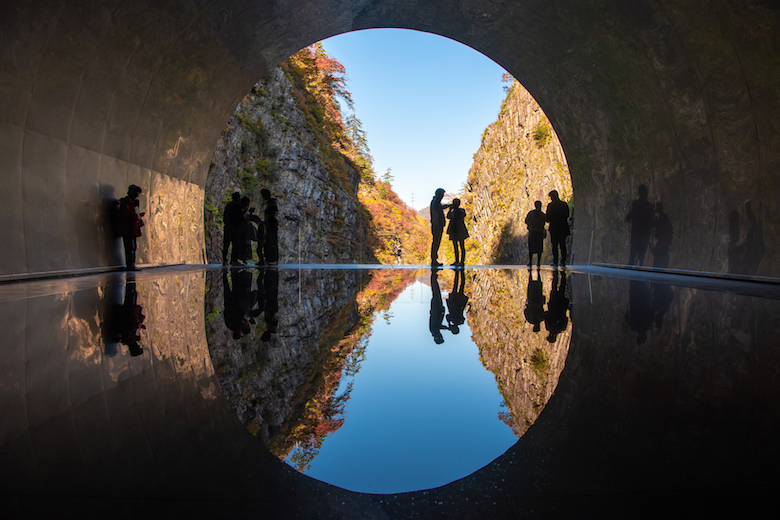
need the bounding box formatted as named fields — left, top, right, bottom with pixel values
left=205, top=67, right=373, bottom=265
left=467, top=269, right=571, bottom=437
left=465, top=81, right=573, bottom=265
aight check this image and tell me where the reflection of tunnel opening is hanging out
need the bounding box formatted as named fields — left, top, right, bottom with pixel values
left=204, top=29, right=574, bottom=266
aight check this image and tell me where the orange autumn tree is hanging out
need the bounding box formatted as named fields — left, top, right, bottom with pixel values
left=283, top=44, right=429, bottom=264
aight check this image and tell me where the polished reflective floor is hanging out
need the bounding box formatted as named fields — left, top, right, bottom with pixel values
left=1, top=264, right=779, bottom=518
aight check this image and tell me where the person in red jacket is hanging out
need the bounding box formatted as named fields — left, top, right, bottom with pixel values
left=117, top=184, right=145, bottom=271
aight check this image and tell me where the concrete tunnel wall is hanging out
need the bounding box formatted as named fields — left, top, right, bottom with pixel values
left=1, top=0, right=779, bottom=278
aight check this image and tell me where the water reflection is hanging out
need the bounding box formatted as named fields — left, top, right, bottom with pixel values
left=467, top=269, right=572, bottom=438
left=206, top=267, right=572, bottom=492
left=3, top=267, right=780, bottom=513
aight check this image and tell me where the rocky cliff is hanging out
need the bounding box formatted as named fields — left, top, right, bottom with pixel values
left=204, top=46, right=428, bottom=265
left=464, top=81, right=573, bottom=265
left=205, top=65, right=374, bottom=265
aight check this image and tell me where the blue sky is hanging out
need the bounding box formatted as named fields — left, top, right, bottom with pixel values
left=321, top=29, right=508, bottom=210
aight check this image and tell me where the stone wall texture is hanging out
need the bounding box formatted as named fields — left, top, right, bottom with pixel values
left=2, top=1, right=780, bottom=277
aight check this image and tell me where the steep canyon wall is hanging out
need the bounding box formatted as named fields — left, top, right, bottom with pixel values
left=465, top=81, right=573, bottom=265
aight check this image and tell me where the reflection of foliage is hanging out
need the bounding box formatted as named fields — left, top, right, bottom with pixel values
left=269, top=269, right=420, bottom=469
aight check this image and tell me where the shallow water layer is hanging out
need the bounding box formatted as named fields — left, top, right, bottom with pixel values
left=1, top=265, right=779, bottom=517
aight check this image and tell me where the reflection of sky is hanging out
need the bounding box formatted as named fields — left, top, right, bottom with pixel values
left=293, top=280, right=517, bottom=494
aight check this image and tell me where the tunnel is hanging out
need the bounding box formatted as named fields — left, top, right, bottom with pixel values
left=2, top=1, right=780, bottom=518
left=2, top=0, right=779, bottom=279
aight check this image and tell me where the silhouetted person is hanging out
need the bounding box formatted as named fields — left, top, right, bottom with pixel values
left=545, top=190, right=570, bottom=267
left=626, top=184, right=654, bottom=266
left=625, top=279, right=653, bottom=345
left=430, top=188, right=451, bottom=266
left=544, top=270, right=569, bottom=343
left=262, top=188, right=279, bottom=265
left=223, top=268, right=256, bottom=340
left=429, top=270, right=448, bottom=343
left=119, top=274, right=145, bottom=356
left=237, top=196, right=256, bottom=264
left=223, top=192, right=243, bottom=266
left=261, top=267, right=279, bottom=342
left=446, top=269, right=469, bottom=334
left=652, top=202, right=673, bottom=268
left=446, top=198, right=469, bottom=267
left=247, top=203, right=265, bottom=265
left=524, top=269, right=546, bottom=333
left=728, top=200, right=765, bottom=275
left=117, top=184, right=145, bottom=271
left=525, top=200, right=546, bottom=267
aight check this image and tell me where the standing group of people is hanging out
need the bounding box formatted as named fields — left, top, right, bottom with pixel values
left=524, top=189, right=571, bottom=268
left=430, top=187, right=571, bottom=268
left=430, top=188, right=470, bottom=267
left=222, top=188, right=279, bottom=266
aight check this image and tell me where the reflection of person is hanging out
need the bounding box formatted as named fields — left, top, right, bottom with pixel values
left=524, top=269, right=546, bottom=332
left=430, top=188, right=451, bottom=266
left=446, top=198, right=469, bottom=267
left=626, top=184, right=654, bottom=266
left=446, top=269, right=469, bottom=334
left=117, top=185, right=145, bottom=271
left=429, top=270, right=448, bottom=343
left=261, top=188, right=279, bottom=265
left=652, top=202, right=673, bottom=268
left=223, top=268, right=256, bottom=340
left=544, top=270, right=569, bottom=342
left=261, top=268, right=278, bottom=342
left=525, top=201, right=546, bottom=268
left=223, top=192, right=243, bottom=266
left=625, top=279, right=653, bottom=345
left=119, top=274, right=145, bottom=356
left=545, top=190, right=570, bottom=267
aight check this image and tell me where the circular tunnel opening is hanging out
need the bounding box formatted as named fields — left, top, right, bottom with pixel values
left=203, top=28, right=574, bottom=494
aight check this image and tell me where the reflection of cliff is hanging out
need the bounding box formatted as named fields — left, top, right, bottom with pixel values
left=467, top=269, right=571, bottom=437
left=206, top=268, right=417, bottom=469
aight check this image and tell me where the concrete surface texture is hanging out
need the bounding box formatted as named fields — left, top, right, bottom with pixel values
left=0, top=1, right=778, bottom=277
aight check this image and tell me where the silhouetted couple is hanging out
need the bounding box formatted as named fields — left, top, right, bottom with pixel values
left=626, top=184, right=673, bottom=268
left=523, top=269, right=568, bottom=342
left=430, top=188, right=469, bottom=267
left=429, top=269, right=468, bottom=343
left=524, top=190, right=570, bottom=268
left=223, top=188, right=278, bottom=266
